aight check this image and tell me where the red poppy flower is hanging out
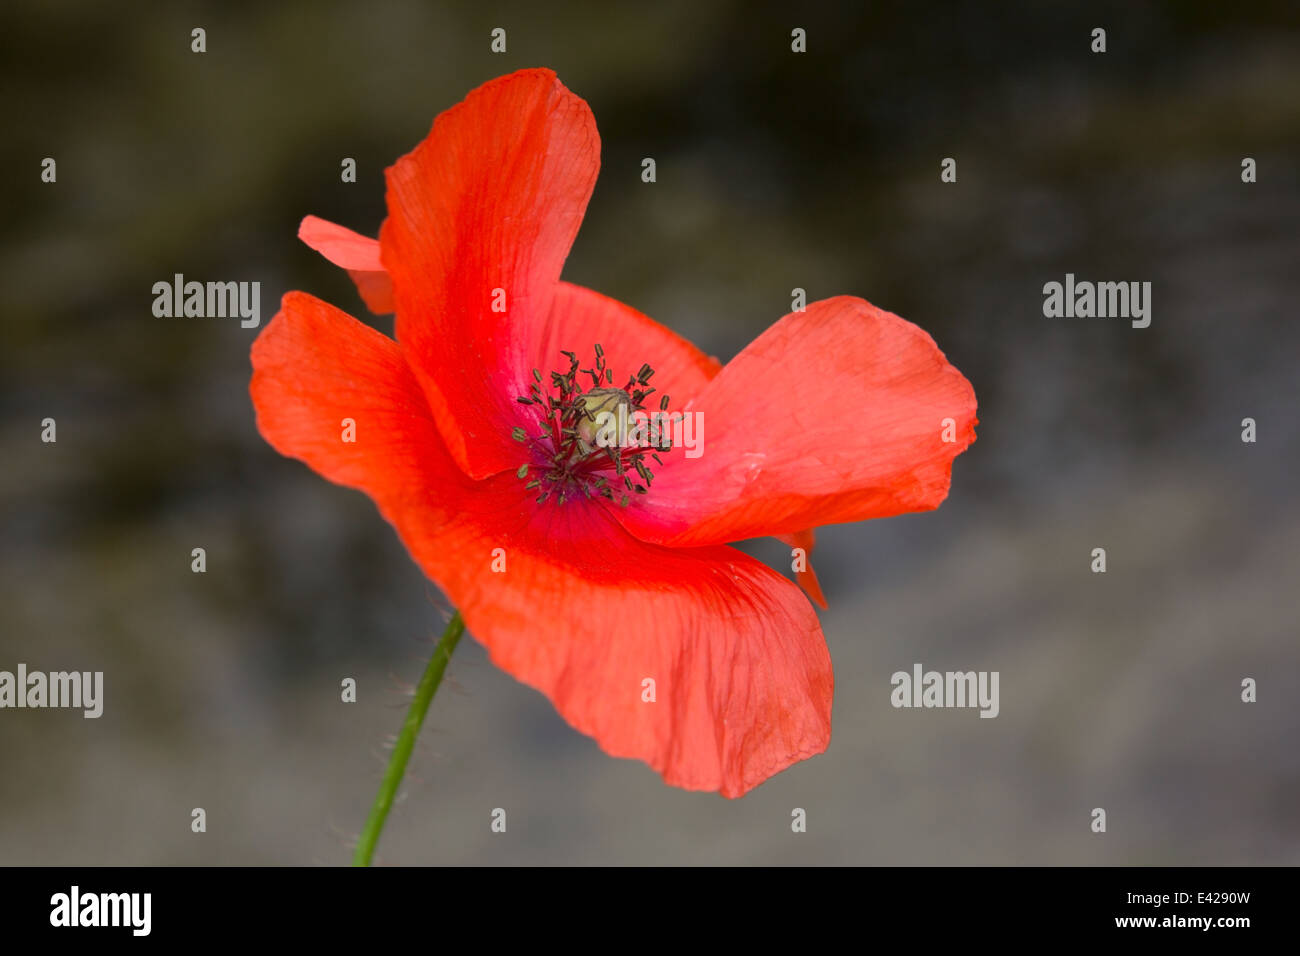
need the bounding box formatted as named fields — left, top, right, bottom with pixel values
left=250, top=68, right=976, bottom=797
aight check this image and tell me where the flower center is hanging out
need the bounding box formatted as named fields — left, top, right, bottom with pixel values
left=513, top=344, right=672, bottom=506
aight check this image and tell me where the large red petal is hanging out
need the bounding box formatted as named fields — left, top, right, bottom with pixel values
left=297, top=216, right=394, bottom=314
left=381, top=68, right=600, bottom=479
left=430, top=482, right=833, bottom=798
left=250, top=291, right=432, bottom=496
left=615, top=296, right=978, bottom=547
left=249, top=293, right=831, bottom=797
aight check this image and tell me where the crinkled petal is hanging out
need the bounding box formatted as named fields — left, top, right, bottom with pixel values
left=615, top=296, right=978, bottom=547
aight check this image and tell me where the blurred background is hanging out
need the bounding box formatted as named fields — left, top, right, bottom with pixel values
left=2, top=0, right=1297, bottom=864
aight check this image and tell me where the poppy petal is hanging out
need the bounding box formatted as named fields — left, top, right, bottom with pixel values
left=345, top=268, right=395, bottom=315
left=777, top=528, right=827, bottom=610
left=615, top=296, right=978, bottom=547
left=250, top=295, right=830, bottom=797
left=297, top=215, right=394, bottom=314
left=250, top=291, right=437, bottom=502
left=433, top=486, right=833, bottom=798
left=533, top=281, right=722, bottom=411
left=381, top=68, right=600, bottom=479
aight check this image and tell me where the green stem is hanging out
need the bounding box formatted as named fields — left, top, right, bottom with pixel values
left=352, top=610, right=464, bottom=866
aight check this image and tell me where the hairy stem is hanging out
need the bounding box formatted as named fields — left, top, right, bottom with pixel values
left=352, top=611, right=464, bottom=866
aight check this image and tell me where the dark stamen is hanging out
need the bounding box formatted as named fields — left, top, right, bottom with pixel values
left=512, top=346, right=675, bottom=508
